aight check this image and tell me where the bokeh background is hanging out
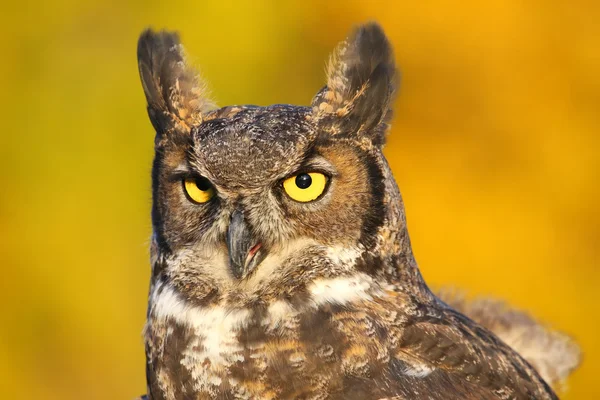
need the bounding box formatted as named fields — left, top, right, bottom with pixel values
left=1, top=1, right=598, bottom=398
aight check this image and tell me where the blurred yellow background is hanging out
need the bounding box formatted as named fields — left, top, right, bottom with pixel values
left=1, top=1, right=597, bottom=398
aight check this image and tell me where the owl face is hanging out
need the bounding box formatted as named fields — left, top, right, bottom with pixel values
left=139, top=25, right=397, bottom=304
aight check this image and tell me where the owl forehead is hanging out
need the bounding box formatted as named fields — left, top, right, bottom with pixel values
left=190, top=106, right=316, bottom=188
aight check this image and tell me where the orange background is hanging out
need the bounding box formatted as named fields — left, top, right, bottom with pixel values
left=1, top=1, right=597, bottom=398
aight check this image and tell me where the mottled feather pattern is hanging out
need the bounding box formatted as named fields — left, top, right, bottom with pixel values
left=144, top=281, right=557, bottom=399
left=136, top=22, right=579, bottom=400
left=438, top=289, right=582, bottom=389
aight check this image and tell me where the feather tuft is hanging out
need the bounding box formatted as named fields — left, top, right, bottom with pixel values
left=312, top=23, right=399, bottom=146
left=137, top=29, right=215, bottom=137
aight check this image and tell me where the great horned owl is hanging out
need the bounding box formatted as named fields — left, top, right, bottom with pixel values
left=137, top=23, right=580, bottom=400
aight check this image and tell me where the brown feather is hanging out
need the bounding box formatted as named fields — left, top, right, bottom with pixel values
left=437, top=288, right=582, bottom=389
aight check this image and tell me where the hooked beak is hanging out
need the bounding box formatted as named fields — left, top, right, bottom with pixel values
left=226, top=210, right=266, bottom=279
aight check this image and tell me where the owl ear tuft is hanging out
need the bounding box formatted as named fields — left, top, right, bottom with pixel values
left=312, top=23, right=398, bottom=147
left=137, top=29, right=215, bottom=139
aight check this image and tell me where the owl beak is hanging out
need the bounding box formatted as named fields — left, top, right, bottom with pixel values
left=226, top=210, right=265, bottom=279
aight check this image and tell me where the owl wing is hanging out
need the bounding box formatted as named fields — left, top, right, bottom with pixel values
left=437, top=288, right=582, bottom=388
left=344, top=294, right=559, bottom=400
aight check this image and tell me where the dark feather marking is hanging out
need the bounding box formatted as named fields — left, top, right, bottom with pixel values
left=150, top=147, right=170, bottom=253
left=358, top=149, right=386, bottom=249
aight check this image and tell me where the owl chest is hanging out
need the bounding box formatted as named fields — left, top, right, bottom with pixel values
left=145, top=307, right=313, bottom=399
left=145, top=303, right=412, bottom=400
left=144, top=283, right=420, bottom=399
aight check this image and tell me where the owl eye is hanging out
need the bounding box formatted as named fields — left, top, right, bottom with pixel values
left=283, top=172, right=328, bottom=203
left=183, top=176, right=215, bottom=204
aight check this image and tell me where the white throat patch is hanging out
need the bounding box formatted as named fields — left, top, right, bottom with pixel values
left=150, top=282, right=250, bottom=361
left=308, top=273, right=378, bottom=306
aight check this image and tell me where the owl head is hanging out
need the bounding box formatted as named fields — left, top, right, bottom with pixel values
left=138, top=24, right=421, bottom=306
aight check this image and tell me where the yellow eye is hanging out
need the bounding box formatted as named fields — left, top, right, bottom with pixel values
left=183, top=176, right=215, bottom=204
left=283, top=172, right=328, bottom=203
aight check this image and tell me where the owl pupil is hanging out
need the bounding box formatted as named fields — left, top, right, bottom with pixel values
left=295, top=174, right=312, bottom=189
left=195, top=176, right=212, bottom=191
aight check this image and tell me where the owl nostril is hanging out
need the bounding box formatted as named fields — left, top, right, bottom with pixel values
left=247, top=243, right=262, bottom=261
left=244, top=242, right=262, bottom=269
